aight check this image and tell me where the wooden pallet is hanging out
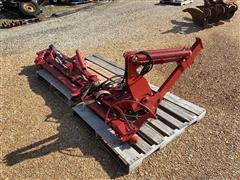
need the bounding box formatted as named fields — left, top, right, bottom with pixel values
left=36, top=53, right=206, bottom=173
left=160, top=0, right=193, bottom=5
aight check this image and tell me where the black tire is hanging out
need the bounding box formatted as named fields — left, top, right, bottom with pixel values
left=18, top=1, right=41, bottom=18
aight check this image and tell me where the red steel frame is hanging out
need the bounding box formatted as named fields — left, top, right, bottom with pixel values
left=35, top=38, right=203, bottom=143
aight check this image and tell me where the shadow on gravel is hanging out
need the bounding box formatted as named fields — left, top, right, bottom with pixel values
left=3, top=65, right=126, bottom=178
left=161, top=17, right=202, bottom=34
left=0, top=10, right=21, bottom=20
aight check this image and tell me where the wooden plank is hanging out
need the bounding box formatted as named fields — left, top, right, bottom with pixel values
left=37, top=69, right=72, bottom=100
left=133, top=135, right=153, bottom=154
left=86, top=55, right=125, bottom=76
left=160, top=100, right=197, bottom=122
left=72, top=105, right=142, bottom=165
left=150, top=84, right=205, bottom=116
left=156, top=108, right=185, bottom=129
left=148, top=119, right=174, bottom=136
left=87, top=61, right=115, bottom=82
left=139, top=124, right=164, bottom=144
left=159, top=128, right=185, bottom=149
left=164, top=93, right=205, bottom=116
left=93, top=53, right=124, bottom=70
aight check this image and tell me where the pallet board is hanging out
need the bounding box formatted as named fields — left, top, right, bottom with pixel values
left=160, top=0, right=193, bottom=5
left=36, top=53, right=206, bottom=172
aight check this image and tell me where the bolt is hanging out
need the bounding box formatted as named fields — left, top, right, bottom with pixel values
left=131, top=56, right=138, bottom=62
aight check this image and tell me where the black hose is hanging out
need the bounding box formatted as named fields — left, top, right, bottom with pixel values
left=136, top=51, right=154, bottom=76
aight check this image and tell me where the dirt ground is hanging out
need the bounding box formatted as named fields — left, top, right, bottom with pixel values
left=1, top=0, right=240, bottom=179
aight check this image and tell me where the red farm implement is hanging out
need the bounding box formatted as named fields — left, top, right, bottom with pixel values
left=35, top=38, right=206, bottom=172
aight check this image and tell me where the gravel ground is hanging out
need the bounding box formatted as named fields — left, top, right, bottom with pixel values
left=1, top=0, right=240, bottom=179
